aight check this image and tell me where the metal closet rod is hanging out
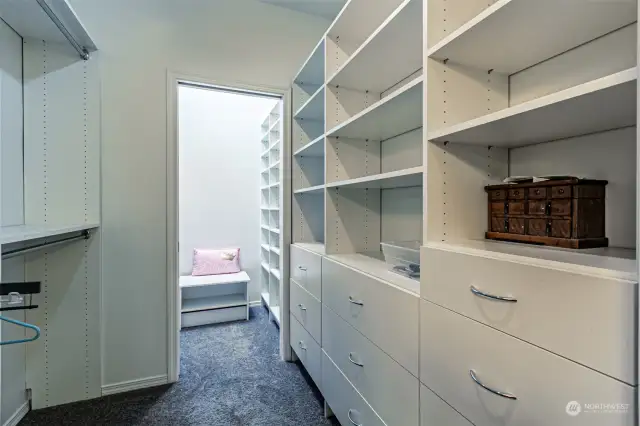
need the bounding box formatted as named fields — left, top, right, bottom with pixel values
left=35, top=0, right=90, bottom=60
left=2, top=230, right=91, bottom=260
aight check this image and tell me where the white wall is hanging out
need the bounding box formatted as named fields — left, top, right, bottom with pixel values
left=68, top=0, right=330, bottom=389
left=179, top=86, right=277, bottom=301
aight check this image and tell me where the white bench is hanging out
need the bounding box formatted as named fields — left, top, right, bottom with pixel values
left=179, top=271, right=250, bottom=328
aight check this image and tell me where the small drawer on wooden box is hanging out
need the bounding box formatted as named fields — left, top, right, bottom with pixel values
left=528, top=187, right=546, bottom=199
left=507, top=188, right=524, bottom=199
left=507, top=201, right=524, bottom=215
left=507, top=218, right=525, bottom=234
left=528, top=200, right=571, bottom=216
left=488, top=189, right=506, bottom=200
left=551, top=185, right=571, bottom=198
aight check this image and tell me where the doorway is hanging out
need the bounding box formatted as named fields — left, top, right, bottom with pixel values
left=167, top=75, right=291, bottom=382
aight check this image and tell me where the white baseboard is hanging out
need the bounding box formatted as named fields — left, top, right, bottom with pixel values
left=101, top=374, right=168, bottom=396
left=3, top=401, right=29, bottom=426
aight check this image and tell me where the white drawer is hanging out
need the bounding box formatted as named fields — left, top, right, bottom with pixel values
left=290, top=279, right=321, bottom=344
left=322, top=257, right=419, bottom=376
left=421, top=385, right=473, bottom=426
left=290, top=314, right=321, bottom=389
left=322, top=351, right=385, bottom=426
left=422, top=246, right=637, bottom=385
left=291, top=245, right=322, bottom=300
left=420, top=300, right=635, bottom=426
left=322, top=304, right=419, bottom=426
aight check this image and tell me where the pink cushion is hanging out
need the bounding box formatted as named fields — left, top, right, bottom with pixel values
left=192, top=248, right=241, bottom=276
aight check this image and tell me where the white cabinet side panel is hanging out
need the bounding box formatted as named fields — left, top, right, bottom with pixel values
left=510, top=127, right=636, bottom=249
left=326, top=187, right=381, bottom=254
left=23, top=40, right=102, bottom=408
left=25, top=234, right=101, bottom=408
left=326, top=137, right=381, bottom=183
left=0, top=22, right=24, bottom=227
left=23, top=40, right=101, bottom=224
left=425, top=142, right=508, bottom=243
left=426, top=59, right=508, bottom=133
left=510, top=24, right=637, bottom=106
left=427, top=0, right=498, bottom=49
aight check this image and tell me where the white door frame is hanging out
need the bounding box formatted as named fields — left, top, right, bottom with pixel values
left=166, top=70, right=292, bottom=382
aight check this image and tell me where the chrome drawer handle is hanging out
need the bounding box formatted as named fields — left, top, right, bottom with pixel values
left=298, top=266, right=307, bottom=271
left=348, top=296, right=364, bottom=306
left=298, top=303, right=307, bottom=311
left=470, top=285, right=517, bottom=303
left=347, top=409, right=361, bottom=426
left=348, top=352, right=363, bottom=367
left=470, top=369, right=517, bottom=400
left=298, top=340, right=307, bottom=350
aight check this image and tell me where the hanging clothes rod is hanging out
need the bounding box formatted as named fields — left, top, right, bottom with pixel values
left=35, top=0, right=90, bottom=60
left=2, top=230, right=91, bottom=260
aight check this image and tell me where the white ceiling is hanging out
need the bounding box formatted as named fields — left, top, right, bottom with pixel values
left=259, top=0, right=346, bottom=20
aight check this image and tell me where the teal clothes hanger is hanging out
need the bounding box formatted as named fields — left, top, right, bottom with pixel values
left=0, top=315, right=40, bottom=346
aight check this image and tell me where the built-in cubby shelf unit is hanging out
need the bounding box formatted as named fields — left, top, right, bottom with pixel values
left=291, top=0, right=424, bottom=285
left=260, top=102, right=284, bottom=325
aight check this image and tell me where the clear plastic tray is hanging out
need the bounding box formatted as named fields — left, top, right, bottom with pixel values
left=380, top=241, right=421, bottom=279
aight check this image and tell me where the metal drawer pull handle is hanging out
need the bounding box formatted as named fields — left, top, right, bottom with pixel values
left=348, top=296, right=364, bottom=306
left=298, top=266, right=307, bottom=271
left=348, top=352, right=364, bottom=367
left=470, top=286, right=517, bottom=303
left=347, top=409, right=362, bottom=426
left=470, top=369, right=517, bottom=400
left=298, top=303, right=306, bottom=311
left=298, top=341, right=307, bottom=350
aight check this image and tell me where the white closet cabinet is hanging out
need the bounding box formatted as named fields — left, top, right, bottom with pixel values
left=290, top=0, right=639, bottom=425
left=420, top=0, right=638, bottom=425
left=0, top=1, right=101, bottom=420
left=289, top=0, right=423, bottom=425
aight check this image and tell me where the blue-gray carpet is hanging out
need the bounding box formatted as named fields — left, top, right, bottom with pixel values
left=20, top=307, right=338, bottom=425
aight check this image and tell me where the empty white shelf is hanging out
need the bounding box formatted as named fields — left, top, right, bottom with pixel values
left=261, top=244, right=270, bottom=251
left=428, top=69, right=637, bottom=147
left=427, top=0, right=637, bottom=74
left=426, top=240, right=637, bottom=282
left=271, top=246, right=281, bottom=256
left=295, top=85, right=325, bottom=121
left=326, top=252, right=420, bottom=295
left=293, top=242, right=326, bottom=255
left=179, top=271, right=251, bottom=289
left=271, top=161, right=280, bottom=169
left=327, top=167, right=422, bottom=189
left=0, top=223, right=99, bottom=245
left=181, top=294, right=247, bottom=313
left=294, top=184, right=325, bottom=194
left=270, top=306, right=281, bottom=325
left=261, top=262, right=270, bottom=272
left=328, top=0, right=422, bottom=93
left=294, top=38, right=325, bottom=86
left=327, top=76, right=422, bottom=140
left=271, top=268, right=281, bottom=280
left=270, top=227, right=281, bottom=234
left=294, top=135, right=325, bottom=157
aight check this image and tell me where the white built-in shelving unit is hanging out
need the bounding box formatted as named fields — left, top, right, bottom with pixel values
left=292, top=0, right=423, bottom=284
left=0, top=0, right=102, bottom=420
left=260, top=102, right=285, bottom=326
left=289, top=0, right=639, bottom=425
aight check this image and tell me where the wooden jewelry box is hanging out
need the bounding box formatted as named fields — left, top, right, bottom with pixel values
left=485, top=178, right=608, bottom=249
